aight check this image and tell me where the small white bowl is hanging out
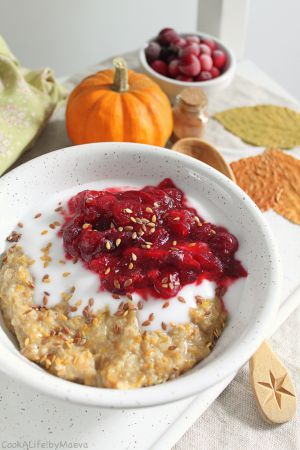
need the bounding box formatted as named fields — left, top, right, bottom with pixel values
left=0, top=142, right=281, bottom=408
left=139, top=32, right=236, bottom=103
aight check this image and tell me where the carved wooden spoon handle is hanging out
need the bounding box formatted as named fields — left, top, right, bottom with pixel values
left=249, top=341, right=296, bottom=424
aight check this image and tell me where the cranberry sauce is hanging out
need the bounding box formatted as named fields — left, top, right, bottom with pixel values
left=61, top=178, right=247, bottom=299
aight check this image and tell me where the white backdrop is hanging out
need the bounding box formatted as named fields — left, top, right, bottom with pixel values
left=1, top=0, right=299, bottom=99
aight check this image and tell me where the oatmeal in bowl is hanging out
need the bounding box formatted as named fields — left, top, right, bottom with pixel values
left=0, top=143, right=280, bottom=407
left=0, top=178, right=246, bottom=389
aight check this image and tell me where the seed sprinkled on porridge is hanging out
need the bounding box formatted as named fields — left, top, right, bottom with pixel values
left=6, top=231, right=21, bottom=243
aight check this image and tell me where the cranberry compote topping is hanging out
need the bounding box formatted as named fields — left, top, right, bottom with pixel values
left=61, top=179, right=247, bottom=299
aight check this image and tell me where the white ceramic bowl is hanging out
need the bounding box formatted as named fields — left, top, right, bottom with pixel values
left=139, top=32, right=236, bottom=103
left=0, top=142, right=281, bottom=408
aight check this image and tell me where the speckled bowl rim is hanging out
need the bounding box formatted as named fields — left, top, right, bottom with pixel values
left=0, top=143, right=282, bottom=409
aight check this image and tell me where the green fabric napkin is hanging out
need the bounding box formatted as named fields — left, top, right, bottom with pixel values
left=0, top=36, right=67, bottom=175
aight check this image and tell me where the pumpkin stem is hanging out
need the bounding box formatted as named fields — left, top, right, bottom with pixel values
left=112, top=57, right=129, bottom=93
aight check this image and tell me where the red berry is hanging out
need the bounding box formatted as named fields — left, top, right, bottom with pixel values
left=195, top=71, right=212, bottom=81
left=179, top=54, right=201, bottom=76
left=179, top=43, right=200, bottom=58
left=170, top=37, right=186, bottom=52
left=201, top=37, right=217, bottom=51
left=158, top=28, right=179, bottom=45
left=176, top=75, right=193, bottom=82
left=212, top=50, right=226, bottom=69
left=185, top=35, right=200, bottom=45
left=211, top=66, right=220, bottom=78
left=199, top=44, right=212, bottom=55
left=199, top=54, right=213, bottom=71
left=150, top=59, right=168, bottom=76
left=168, top=59, right=180, bottom=78
left=145, top=42, right=161, bottom=61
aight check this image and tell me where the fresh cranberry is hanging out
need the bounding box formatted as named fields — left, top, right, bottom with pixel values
left=145, top=42, right=161, bottom=61
left=168, top=59, right=180, bottom=78
left=199, top=54, right=213, bottom=71
left=211, top=66, right=220, bottom=78
left=170, top=37, right=186, bottom=52
left=150, top=60, right=168, bottom=76
left=158, top=28, right=179, bottom=45
left=212, top=50, right=227, bottom=69
left=199, top=44, right=212, bottom=55
left=160, top=47, right=176, bottom=62
left=195, top=71, right=212, bottom=81
left=179, top=43, right=200, bottom=58
left=179, top=54, right=201, bottom=77
left=185, top=35, right=200, bottom=45
left=201, top=37, right=217, bottom=51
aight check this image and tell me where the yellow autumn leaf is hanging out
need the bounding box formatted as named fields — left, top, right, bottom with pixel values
left=214, top=105, right=300, bottom=149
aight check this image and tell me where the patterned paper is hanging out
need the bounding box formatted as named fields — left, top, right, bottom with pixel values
left=231, top=149, right=300, bottom=224
left=214, top=105, right=300, bottom=149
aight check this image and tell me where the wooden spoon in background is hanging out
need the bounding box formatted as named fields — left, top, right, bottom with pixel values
left=171, top=137, right=297, bottom=424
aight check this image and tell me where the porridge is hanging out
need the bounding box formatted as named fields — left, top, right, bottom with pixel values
left=0, top=179, right=246, bottom=389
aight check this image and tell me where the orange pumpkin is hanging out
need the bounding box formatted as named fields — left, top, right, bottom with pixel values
left=66, top=57, right=173, bottom=146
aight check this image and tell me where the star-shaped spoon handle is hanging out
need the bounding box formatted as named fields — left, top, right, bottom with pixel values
left=249, top=341, right=296, bottom=424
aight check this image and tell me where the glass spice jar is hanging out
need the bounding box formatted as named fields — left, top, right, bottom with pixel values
left=172, top=87, right=208, bottom=141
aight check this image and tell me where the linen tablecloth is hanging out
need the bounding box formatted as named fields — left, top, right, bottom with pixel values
left=8, top=51, right=300, bottom=449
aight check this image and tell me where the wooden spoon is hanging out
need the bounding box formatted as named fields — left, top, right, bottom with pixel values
left=171, top=137, right=297, bottom=424
left=171, top=137, right=236, bottom=182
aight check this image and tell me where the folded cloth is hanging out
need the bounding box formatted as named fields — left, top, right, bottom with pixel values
left=0, top=36, right=67, bottom=175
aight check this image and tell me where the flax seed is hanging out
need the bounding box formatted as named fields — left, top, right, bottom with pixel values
left=112, top=294, right=121, bottom=299
left=62, top=272, right=71, bottom=277
left=137, top=300, right=143, bottom=310
left=161, top=322, right=167, bottom=331
left=177, top=296, right=186, bottom=303
left=41, top=230, right=48, bottom=235
left=6, top=231, right=21, bottom=242
left=149, top=313, right=154, bottom=321
left=142, top=320, right=151, bottom=327
left=114, top=280, right=121, bottom=289
left=168, top=345, right=177, bottom=351
left=124, top=278, right=132, bottom=288
left=34, top=213, right=42, bottom=218
left=162, top=301, right=170, bottom=309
